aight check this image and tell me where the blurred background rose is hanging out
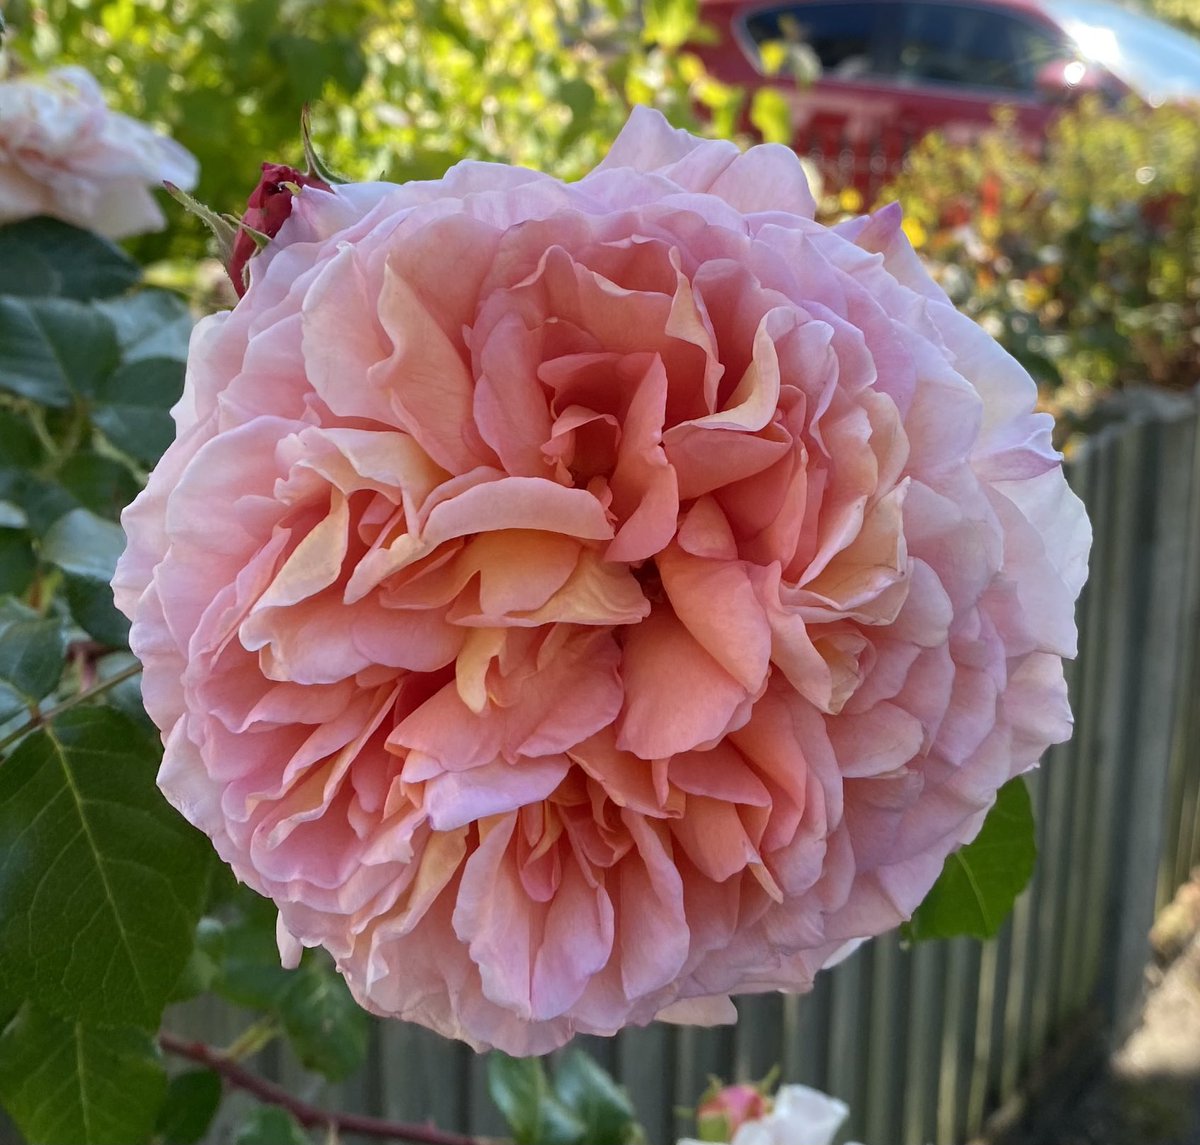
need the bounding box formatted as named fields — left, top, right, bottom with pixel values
left=0, top=64, right=197, bottom=238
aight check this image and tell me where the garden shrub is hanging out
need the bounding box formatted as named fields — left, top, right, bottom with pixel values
left=875, top=98, right=1200, bottom=435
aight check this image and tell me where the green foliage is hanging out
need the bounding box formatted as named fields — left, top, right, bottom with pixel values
left=0, top=220, right=204, bottom=1144
left=41, top=509, right=131, bottom=645
left=553, top=1050, right=640, bottom=1145
left=0, top=1006, right=167, bottom=1145
left=195, top=890, right=369, bottom=1082
left=275, top=956, right=371, bottom=1082
left=233, top=1106, right=311, bottom=1145
left=0, top=219, right=141, bottom=301
left=878, top=98, right=1200, bottom=433
left=4, top=0, right=728, bottom=263
left=489, top=1054, right=589, bottom=1145
left=0, top=599, right=66, bottom=721
left=489, top=1050, right=640, bottom=1145
left=154, top=1070, right=223, bottom=1145
left=903, top=777, right=1037, bottom=942
left=0, top=709, right=213, bottom=1027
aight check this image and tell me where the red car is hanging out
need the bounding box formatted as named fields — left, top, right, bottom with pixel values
left=693, top=0, right=1200, bottom=200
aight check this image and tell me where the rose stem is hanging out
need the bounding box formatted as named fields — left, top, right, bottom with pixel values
left=158, top=1032, right=491, bottom=1145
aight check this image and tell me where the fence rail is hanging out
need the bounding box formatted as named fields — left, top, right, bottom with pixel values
left=175, top=389, right=1200, bottom=1145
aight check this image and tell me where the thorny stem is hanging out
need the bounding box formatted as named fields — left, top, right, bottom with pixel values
left=159, top=1032, right=489, bottom=1145
left=0, top=661, right=142, bottom=754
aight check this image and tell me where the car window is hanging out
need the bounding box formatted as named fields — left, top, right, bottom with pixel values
left=896, top=2, right=1065, bottom=92
left=741, top=3, right=887, bottom=80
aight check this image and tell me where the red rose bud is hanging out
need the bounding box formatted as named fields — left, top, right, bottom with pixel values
left=696, top=1083, right=771, bottom=1141
left=227, top=163, right=330, bottom=297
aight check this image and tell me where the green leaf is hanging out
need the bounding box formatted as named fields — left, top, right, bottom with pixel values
left=210, top=893, right=294, bottom=1012
left=92, top=356, right=186, bottom=466
left=233, top=1106, right=311, bottom=1145
left=0, top=470, right=78, bottom=536
left=0, top=1004, right=166, bottom=1145
left=206, top=891, right=366, bottom=1080
left=749, top=88, right=793, bottom=146
left=903, top=777, right=1037, bottom=941
left=0, top=599, right=66, bottom=721
left=0, top=297, right=120, bottom=406
left=0, top=531, right=36, bottom=599
left=0, top=708, right=213, bottom=1028
left=277, top=955, right=369, bottom=1082
left=96, top=289, right=192, bottom=363
left=642, top=0, right=698, bottom=48
left=57, top=452, right=143, bottom=522
left=41, top=508, right=130, bottom=646
left=61, top=576, right=131, bottom=647
left=93, top=653, right=156, bottom=733
left=488, top=1054, right=586, bottom=1145
left=554, top=1049, right=637, bottom=1145
left=42, top=507, right=125, bottom=584
left=0, top=219, right=141, bottom=301
left=0, top=239, right=61, bottom=297
left=0, top=408, right=45, bottom=470
left=154, top=1069, right=223, bottom=1145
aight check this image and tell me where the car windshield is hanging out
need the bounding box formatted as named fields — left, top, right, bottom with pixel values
left=1043, top=0, right=1200, bottom=100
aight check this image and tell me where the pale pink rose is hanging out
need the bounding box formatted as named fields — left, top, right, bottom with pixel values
left=0, top=66, right=197, bottom=238
left=114, top=107, right=1090, bottom=1054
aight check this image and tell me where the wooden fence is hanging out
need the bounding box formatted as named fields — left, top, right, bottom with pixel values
left=182, top=388, right=1200, bottom=1145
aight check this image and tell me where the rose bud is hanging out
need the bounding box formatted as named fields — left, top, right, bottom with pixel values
left=696, top=1083, right=772, bottom=1141
left=227, top=162, right=330, bottom=295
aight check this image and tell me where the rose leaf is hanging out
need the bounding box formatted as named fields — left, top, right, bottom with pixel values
left=554, top=1048, right=638, bottom=1145
left=0, top=297, right=120, bottom=406
left=41, top=508, right=131, bottom=646
left=0, top=1003, right=166, bottom=1145
left=153, top=1069, right=223, bottom=1145
left=233, top=1106, right=311, bottom=1145
left=92, top=356, right=187, bottom=466
left=0, top=218, right=140, bottom=301
left=488, top=1053, right=587, bottom=1145
left=0, top=599, right=66, bottom=722
left=0, top=708, right=212, bottom=1028
left=903, top=776, right=1037, bottom=942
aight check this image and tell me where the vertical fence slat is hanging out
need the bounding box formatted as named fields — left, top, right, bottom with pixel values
left=733, top=993, right=785, bottom=1084
left=1159, top=396, right=1200, bottom=902
left=1105, top=408, right=1193, bottom=1034
left=904, top=941, right=947, bottom=1145
left=825, top=945, right=871, bottom=1139
left=937, top=937, right=980, bottom=1145
left=617, top=1025, right=676, bottom=1145
left=863, top=933, right=907, bottom=1144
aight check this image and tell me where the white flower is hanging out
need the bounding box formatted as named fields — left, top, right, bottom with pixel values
left=680, top=1083, right=854, bottom=1145
left=0, top=66, right=197, bottom=238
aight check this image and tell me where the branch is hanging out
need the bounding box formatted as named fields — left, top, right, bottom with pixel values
left=159, top=1032, right=489, bottom=1145
left=0, top=662, right=142, bottom=754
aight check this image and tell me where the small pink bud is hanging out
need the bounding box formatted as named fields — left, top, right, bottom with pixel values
left=697, top=1084, right=771, bottom=1141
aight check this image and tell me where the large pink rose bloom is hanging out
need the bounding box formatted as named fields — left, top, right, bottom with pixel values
left=114, top=109, right=1089, bottom=1054
left=0, top=66, right=197, bottom=239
